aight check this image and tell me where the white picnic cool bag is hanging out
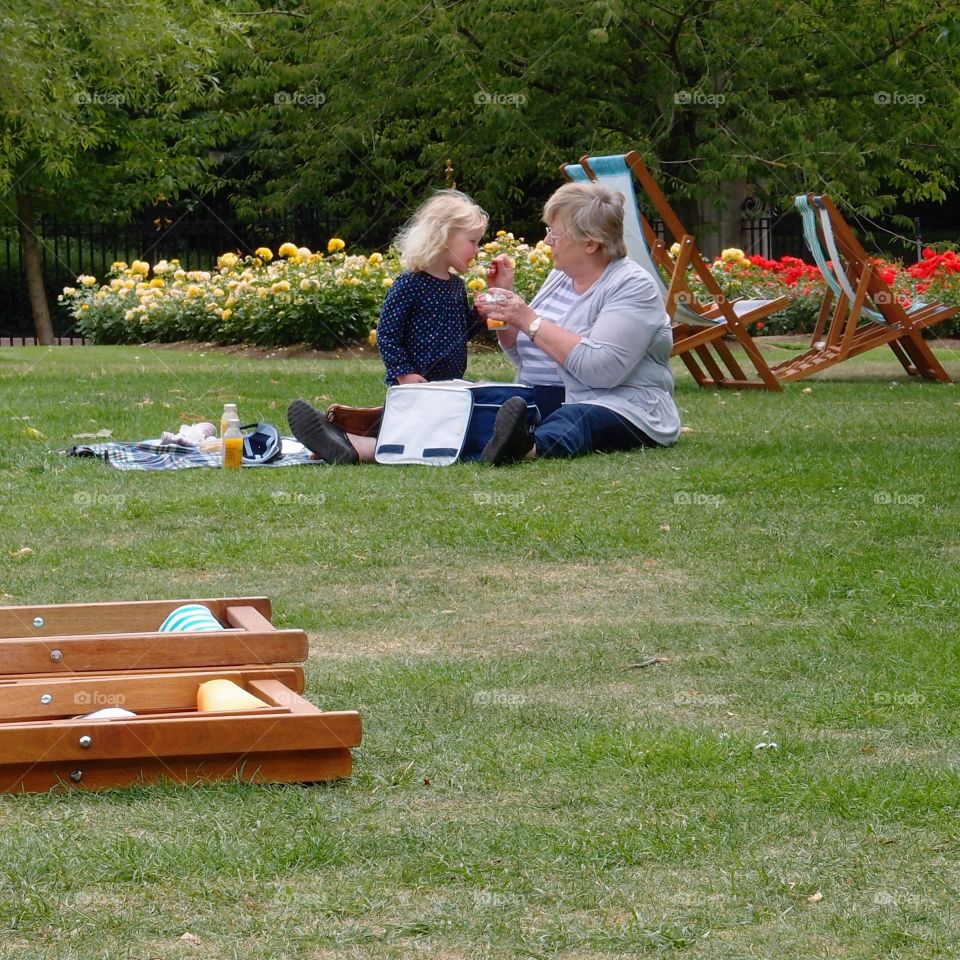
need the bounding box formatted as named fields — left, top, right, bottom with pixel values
left=374, top=380, right=540, bottom=466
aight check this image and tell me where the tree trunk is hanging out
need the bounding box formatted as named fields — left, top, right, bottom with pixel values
left=17, top=192, right=55, bottom=345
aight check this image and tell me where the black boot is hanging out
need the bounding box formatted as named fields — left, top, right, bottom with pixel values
left=287, top=400, right=359, bottom=464
left=481, top=397, right=534, bottom=466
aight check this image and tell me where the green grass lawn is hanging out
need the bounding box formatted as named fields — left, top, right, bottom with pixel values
left=1, top=339, right=959, bottom=959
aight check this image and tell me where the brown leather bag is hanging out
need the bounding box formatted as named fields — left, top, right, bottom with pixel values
left=325, top=404, right=384, bottom=437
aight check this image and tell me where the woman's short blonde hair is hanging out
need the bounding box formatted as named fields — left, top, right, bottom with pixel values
left=394, top=189, right=489, bottom=272
left=543, top=181, right=627, bottom=260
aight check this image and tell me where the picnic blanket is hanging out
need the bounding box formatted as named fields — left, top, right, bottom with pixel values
left=68, top=437, right=324, bottom=471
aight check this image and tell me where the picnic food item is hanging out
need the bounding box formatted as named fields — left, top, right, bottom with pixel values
left=223, top=423, right=243, bottom=468
left=220, top=403, right=239, bottom=438
left=160, top=422, right=217, bottom=447
left=477, top=289, right=509, bottom=329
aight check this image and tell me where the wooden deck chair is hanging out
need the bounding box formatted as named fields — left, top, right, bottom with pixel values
left=770, top=194, right=954, bottom=382
left=561, top=151, right=784, bottom=391
left=0, top=597, right=361, bottom=793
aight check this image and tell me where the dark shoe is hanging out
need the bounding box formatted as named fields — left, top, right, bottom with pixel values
left=481, top=396, right=534, bottom=466
left=287, top=399, right=359, bottom=464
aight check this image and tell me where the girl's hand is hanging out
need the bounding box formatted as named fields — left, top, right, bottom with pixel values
left=397, top=373, right=428, bottom=384
left=486, top=255, right=515, bottom=291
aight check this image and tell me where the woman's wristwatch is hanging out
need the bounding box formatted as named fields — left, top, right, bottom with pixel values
left=528, top=315, right=543, bottom=342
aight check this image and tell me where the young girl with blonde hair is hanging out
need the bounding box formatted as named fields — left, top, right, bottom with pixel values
left=377, top=189, right=489, bottom=385
left=288, top=189, right=493, bottom=463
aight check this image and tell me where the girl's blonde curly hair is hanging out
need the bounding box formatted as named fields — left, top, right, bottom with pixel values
left=395, top=189, right=489, bottom=272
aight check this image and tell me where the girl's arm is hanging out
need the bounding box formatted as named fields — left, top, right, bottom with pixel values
left=377, top=278, right=422, bottom=381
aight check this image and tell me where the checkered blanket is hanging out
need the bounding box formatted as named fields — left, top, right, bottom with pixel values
left=68, top=437, right=324, bottom=470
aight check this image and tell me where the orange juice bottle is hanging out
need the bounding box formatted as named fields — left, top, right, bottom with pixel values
left=222, top=422, right=243, bottom=468
left=221, top=403, right=243, bottom=469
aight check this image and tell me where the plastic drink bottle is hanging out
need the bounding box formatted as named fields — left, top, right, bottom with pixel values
left=220, top=403, right=239, bottom=439
left=222, top=420, right=243, bottom=469
left=221, top=403, right=243, bottom=469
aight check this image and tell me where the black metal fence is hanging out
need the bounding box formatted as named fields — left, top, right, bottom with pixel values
left=1, top=211, right=805, bottom=342
left=742, top=214, right=806, bottom=260
left=0, top=210, right=331, bottom=341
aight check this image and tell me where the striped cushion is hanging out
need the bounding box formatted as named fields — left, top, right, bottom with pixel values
left=158, top=603, right=224, bottom=633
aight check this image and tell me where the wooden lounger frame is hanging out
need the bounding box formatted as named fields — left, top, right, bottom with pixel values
left=772, top=194, right=955, bottom=382
left=0, top=597, right=361, bottom=793
left=563, top=151, right=785, bottom=391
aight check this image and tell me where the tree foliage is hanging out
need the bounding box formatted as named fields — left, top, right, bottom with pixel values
left=0, top=0, right=244, bottom=338
left=0, top=0, right=245, bottom=218
left=223, top=0, right=960, bottom=242
left=5, top=0, right=959, bottom=236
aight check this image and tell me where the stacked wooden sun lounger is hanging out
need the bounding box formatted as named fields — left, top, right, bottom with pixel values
left=0, top=597, right=361, bottom=793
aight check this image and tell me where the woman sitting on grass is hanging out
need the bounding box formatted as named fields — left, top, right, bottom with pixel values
left=476, top=180, right=681, bottom=465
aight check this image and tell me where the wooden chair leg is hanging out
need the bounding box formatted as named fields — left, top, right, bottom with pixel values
left=707, top=336, right=746, bottom=382
left=810, top=289, right=834, bottom=346
left=824, top=292, right=850, bottom=349
left=679, top=349, right=711, bottom=387
left=887, top=338, right=918, bottom=376
left=840, top=266, right=873, bottom=358
left=696, top=344, right=728, bottom=384
left=897, top=330, right=951, bottom=382
left=727, top=325, right=782, bottom=391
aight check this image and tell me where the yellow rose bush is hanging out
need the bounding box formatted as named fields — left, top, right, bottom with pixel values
left=61, top=242, right=397, bottom=349
left=61, top=232, right=553, bottom=348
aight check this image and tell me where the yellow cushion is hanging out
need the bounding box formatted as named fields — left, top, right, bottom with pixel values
left=197, top=679, right=269, bottom=712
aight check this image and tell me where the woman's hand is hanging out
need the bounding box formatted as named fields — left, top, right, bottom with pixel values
left=479, top=287, right=582, bottom=366
left=475, top=287, right=536, bottom=331
left=486, top=255, right=515, bottom=291
left=397, top=373, right=428, bottom=384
